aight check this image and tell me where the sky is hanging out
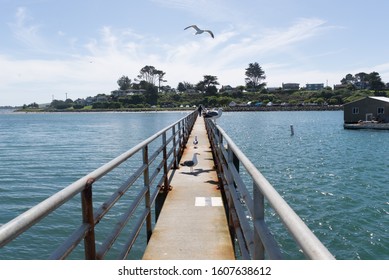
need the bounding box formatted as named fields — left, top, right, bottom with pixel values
left=1, top=0, right=389, bottom=106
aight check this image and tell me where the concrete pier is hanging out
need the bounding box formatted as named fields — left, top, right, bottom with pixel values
left=142, top=116, right=235, bottom=260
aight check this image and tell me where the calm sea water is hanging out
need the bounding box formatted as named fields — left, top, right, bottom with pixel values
left=218, top=111, right=388, bottom=260
left=0, top=110, right=388, bottom=260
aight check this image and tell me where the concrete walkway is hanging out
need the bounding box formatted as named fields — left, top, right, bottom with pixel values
left=142, top=115, right=235, bottom=260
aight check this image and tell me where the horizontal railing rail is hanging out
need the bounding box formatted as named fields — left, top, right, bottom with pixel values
left=205, top=119, right=335, bottom=260
left=0, top=110, right=197, bottom=259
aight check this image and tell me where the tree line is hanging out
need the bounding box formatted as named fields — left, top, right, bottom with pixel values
left=23, top=63, right=388, bottom=110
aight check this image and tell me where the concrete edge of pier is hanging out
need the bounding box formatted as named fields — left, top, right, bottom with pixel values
left=142, top=116, right=235, bottom=260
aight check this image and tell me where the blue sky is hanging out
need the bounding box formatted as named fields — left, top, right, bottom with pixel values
left=1, top=0, right=389, bottom=106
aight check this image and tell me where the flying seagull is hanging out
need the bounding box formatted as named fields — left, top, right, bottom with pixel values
left=184, top=25, right=214, bottom=38
left=204, top=108, right=222, bottom=123
left=180, top=153, right=200, bottom=173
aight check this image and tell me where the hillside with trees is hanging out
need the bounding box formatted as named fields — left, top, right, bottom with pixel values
left=22, top=63, right=389, bottom=111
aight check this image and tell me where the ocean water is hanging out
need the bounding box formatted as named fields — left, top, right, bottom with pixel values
left=0, top=110, right=388, bottom=260
left=0, top=111, right=190, bottom=260
left=217, top=111, right=388, bottom=260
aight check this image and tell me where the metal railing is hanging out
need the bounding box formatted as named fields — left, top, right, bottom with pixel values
left=205, top=119, right=335, bottom=260
left=0, top=110, right=197, bottom=259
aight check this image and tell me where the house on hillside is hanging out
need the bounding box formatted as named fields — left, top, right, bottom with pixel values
left=282, top=83, right=300, bottom=91
left=343, top=96, right=389, bottom=124
left=334, top=84, right=348, bottom=90
left=306, top=83, right=324, bottom=91
left=111, top=89, right=146, bottom=97
left=266, top=87, right=281, bottom=92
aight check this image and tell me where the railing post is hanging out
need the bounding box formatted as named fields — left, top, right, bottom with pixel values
left=216, top=124, right=223, bottom=150
left=178, top=121, right=183, bottom=154
left=253, top=181, right=265, bottom=259
left=81, top=178, right=96, bottom=260
left=143, top=146, right=152, bottom=241
left=227, top=144, right=240, bottom=174
left=172, top=125, right=178, bottom=169
left=213, top=125, right=224, bottom=190
left=162, top=131, right=169, bottom=192
left=183, top=118, right=187, bottom=144
left=226, top=142, right=236, bottom=236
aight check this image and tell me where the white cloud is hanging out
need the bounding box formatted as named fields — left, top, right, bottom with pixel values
left=0, top=16, right=338, bottom=105
left=2, top=4, right=388, bottom=106
left=260, top=18, right=327, bottom=48
left=8, top=7, right=46, bottom=51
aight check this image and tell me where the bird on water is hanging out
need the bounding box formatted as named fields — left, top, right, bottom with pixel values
left=184, top=25, right=214, bottom=38
left=180, top=153, right=200, bottom=173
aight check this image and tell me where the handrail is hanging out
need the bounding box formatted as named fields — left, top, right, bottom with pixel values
left=0, top=110, right=334, bottom=260
left=205, top=119, right=335, bottom=260
left=0, top=110, right=197, bottom=259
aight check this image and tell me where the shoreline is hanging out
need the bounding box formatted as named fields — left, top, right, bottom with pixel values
left=10, top=105, right=343, bottom=113
left=224, top=105, right=342, bottom=112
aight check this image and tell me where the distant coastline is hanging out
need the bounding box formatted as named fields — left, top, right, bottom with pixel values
left=10, top=104, right=343, bottom=113
left=224, top=105, right=343, bottom=112
left=0, top=106, right=17, bottom=110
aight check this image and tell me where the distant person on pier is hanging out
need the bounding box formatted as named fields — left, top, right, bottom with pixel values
left=198, top=105, right=203, bottom=117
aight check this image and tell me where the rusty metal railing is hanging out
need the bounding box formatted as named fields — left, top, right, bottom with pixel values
left=0, top=110, right=197, bottom=259
left=205, top=119, right=335, bottom=260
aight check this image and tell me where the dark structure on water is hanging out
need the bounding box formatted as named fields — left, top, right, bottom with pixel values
left=343, top=96, right=389, bottom=124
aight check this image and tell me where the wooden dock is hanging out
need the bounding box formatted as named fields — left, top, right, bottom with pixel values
left=142, top=116, right=235, bottom=260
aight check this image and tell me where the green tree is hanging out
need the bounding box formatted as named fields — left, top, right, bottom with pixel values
left=341, top=73, right=355, bottom=85
left=138, top=65, right=165, bottom=86
left=143, top=82, right=158, bottom=105
left=27, top=102, right=39, bottom=109
left=73, top=104, right=85, bottom=109
left=341, top=71, right=385, bottom=91
left=368, top=71, right=385, bottom=91
left=177, top=82, right=186, bottom=92
left=196, top=75, right=219, bottom=96
left=155, top=69, right=166, bottom=92
left=245, top=62, right=266, bottom=91
left=117, top=76, right=132, bottom=90
left=206, top=85, right=218, bottom=96
left=50, top=100, right=72, bottom=109
left=92, top=102, right=108, bottom=109
left=178, top=81, right=195, bottom=93
left=355, top=72, right=369, bottom=89
left=195, top=81, right=205, bottom=93
left=203, top=75, right=219, bottom=87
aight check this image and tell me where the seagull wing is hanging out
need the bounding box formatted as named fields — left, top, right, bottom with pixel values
left=205, top=30, right=214, bottom=38
left=184, top=25, right=200, bottom=31
left=181, top=160, right=194, bottom=167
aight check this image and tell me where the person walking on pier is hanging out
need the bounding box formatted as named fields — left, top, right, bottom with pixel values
left=198, top=105, right=203, bottom=117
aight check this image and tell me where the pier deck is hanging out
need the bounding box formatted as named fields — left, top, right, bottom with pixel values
left=142, top=116, right=235, bottom=260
